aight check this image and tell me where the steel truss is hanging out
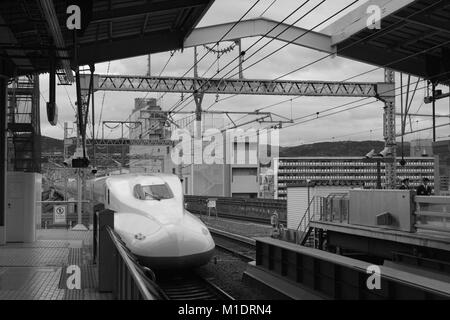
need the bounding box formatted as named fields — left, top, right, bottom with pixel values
left=85, top=139, right=173, bottom=146
left=80, top=74, right=392, bottom=98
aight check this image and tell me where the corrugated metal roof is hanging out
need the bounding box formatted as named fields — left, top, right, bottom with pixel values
left=0, top=0, right=214, bottom=77
left=334, top=0, right=450, bottom=85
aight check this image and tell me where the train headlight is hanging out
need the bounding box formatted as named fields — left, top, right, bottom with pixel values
left=134, top=233, right=146, bottom=241
left=202, top=227, right=209, bottom=235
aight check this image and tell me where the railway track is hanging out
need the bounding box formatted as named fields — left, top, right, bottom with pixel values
left=193, top=210, right=287, bottom=225
left=156, top=272, right=234, bottom=300
left=209, top=228, right=256, bottom=262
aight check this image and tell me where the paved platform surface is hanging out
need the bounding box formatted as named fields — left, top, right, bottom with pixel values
left=0, top=229, right=112, bottom=300
left=200, top=216, right=273, bottom=238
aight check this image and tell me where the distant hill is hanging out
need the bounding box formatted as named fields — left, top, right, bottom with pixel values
left=280, top=141, right=411, bottom=157
left=39, top=136, right=411, bottom=158
left=40, top=135, right=126, bottom=155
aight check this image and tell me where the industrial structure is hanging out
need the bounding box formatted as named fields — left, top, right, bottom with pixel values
left=127, top=98, right=174, bottom=174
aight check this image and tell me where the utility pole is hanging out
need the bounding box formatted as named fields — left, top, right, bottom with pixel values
left=191, top=46, right=204, bottom=195
left=237, top=39, right=244, bottom=79
left=147, top=54, right=151, bottom=76
left=71, top=114, right=88, bottom=230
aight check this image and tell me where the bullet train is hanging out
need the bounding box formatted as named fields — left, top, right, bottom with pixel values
left=84, top=173, right=215, bottom=269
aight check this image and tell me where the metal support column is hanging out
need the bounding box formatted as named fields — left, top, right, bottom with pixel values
left=192, top=47, right=204, bottom=194
left=383, top=69, right=396, bottom=189
left=90, top=64, right=96, bottom=168
left=0, top=76, right=7, bottom=245
left=432, top=82, right=436, bottom=142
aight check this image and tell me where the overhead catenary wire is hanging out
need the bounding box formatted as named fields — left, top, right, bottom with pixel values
left=172, top=0, right=443, bottom=127
left=147, top=50, right=176, bottom=103
left=198, top=43, right=449, bottom=139
left=166, top=0, right=264, bottom=114
left=260, top=0, right=278, bottom=17
left=96, top=61, right=111, bottom=139
left=219, top=26, right=450, bottom=134
left=106, top=0, right=266, bottom=132
left=169, top=0, right=327, bottom=115
left=196, top=68, right=450, bottom=145
left=226, top=0, right=359, bottom=80
left=93, top=1, right=448, bottom=146
left=168, top=0, right=321, bottom=114
left=197, top=0, right=280, bottom=84
left=301, top=117, right=433, bottom=145
left=273, top=1, right=446, bottom=82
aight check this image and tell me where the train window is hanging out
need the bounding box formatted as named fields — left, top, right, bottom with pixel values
left=133, top=183, right=174, bottom=200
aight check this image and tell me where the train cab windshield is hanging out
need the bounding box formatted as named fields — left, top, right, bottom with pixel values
left=134, top=183, right=174, bottom=201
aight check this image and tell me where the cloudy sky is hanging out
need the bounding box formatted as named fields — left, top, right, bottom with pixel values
left=38, top=0, right=450, bottom=147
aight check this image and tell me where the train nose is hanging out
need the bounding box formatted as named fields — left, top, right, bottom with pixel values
left=133, top=224, right=214, bottom=269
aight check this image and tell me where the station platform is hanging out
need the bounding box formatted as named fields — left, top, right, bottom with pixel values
left=0, top=229, right=112, bottom=300
left=310, top=220, right=450, bottom=252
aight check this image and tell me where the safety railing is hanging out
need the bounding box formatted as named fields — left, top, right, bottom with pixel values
left=97, top=209, right=165, bottom=300
left=106, top=226, right=164, bottom=300
left=296, top=196, right=317, bottom=233
left=294, top=196, right=317, bottom=245
left=415, top=196, right=450, bottom=234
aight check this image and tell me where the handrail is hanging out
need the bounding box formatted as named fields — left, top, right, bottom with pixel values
left=414, top=195, right=450, bottom=233
left=106, top=226, right=158, bottom=300
left=415, top=196, right=450, bottom=205
left=296, top=196, right=316, bottom=232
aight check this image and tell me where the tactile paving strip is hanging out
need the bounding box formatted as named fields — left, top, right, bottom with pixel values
left=0, top=248, right=69, bottom=266
left=5, top=240, right=70, bottom=248
left=0, top=230, right=110, bottom=300
left=0, top=267, right=64, bottom=300
left=37, top=230, right=93, bottom=244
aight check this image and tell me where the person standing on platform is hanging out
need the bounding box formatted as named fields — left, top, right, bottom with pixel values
left=399, top=178, right=410, bottom=190
left=416, top=178, right=432, bottom=195
left=270, top=211, right=280, bottom=238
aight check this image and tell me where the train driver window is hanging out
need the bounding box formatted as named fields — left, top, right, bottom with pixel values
left=133, top=183, right=174, bottom=201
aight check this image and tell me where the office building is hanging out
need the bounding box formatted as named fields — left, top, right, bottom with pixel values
left=274, top=157, right=435, bottom=199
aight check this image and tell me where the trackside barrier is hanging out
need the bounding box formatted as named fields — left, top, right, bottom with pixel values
left=185, top=195, right=287, bottom=223
left=256, top=237, right=450, bottom=300
left=97, top=209, right=161, bottom=299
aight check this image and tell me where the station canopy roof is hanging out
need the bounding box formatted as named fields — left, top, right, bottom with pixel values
left=323, top=0, right=450, bottom=85
left=0, top=0, right=214, bottom=78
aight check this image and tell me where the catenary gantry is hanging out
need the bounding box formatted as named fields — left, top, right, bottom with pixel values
left=80, top=74, right=393, bottom=97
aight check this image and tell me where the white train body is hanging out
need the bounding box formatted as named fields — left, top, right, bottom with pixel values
left=88, top=173, right=215, bottom=269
